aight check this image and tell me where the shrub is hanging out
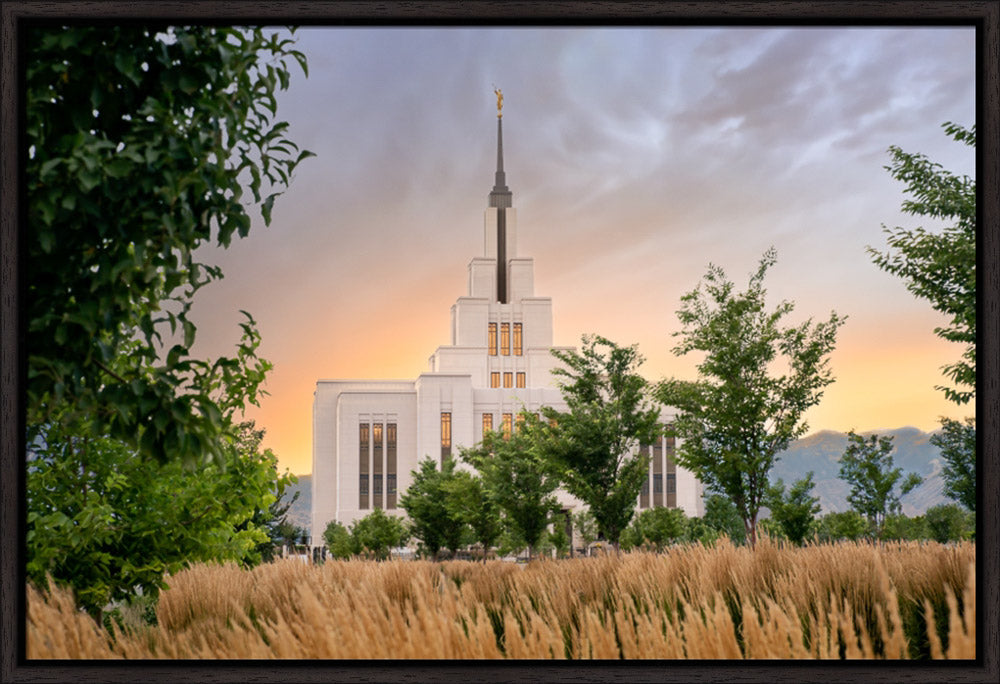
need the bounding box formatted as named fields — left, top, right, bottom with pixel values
left=322, top=521, right=356, bottom=560
left=350, top=509, right=410, bottom=560
left=816, top=510, right=870, bottom=543
left=882, top=514, right=928, bottom=541
left=622, top=507, right=687, bottom=551
left=923, top=504, right=974, bottom=543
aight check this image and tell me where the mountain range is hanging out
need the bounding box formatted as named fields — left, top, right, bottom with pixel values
left=282, top=427, right=955, bottom=538
left=769, top=426, right=949, bottom=516
left=280, top=474, right=312, bottom=535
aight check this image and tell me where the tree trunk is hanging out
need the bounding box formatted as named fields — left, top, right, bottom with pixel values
left=745, top=514, right=758, bottom=549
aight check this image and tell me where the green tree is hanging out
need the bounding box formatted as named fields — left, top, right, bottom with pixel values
left=619, top=521, right=642, bottom=551
left=882, top=513, right=929, bottom=542
left=622, top=507, right=687, bottom=552
left=838, top=431, right=922, bottom=538
left=398, top=457, right=469, bottom=559
left=27, top=416, right=289, bottom=618
left=232, top=421, right=300, bottom=563
left=548, top=513, right=572, bottom=559
left=701, top=493, right=746, bottom=545
left=323, top=520, right=357, bottom=560
left=538, top=335, right=662, bottom=550
left=658, top=249, right=844, bottom=547
left=815, top=511, right=871, bottom=543
left=442, top=470, right=503, bottom=562
left=349, top=509, right=410, bottom=561
left=868, top=123, right=976, bottom=526
left=931, top=417, right=976, bottom=511
left=268, top=521, right=308, bottom=557
left=867, top=123, right=976, bottom=406
left=923, top=503, right=974, bottom=543
left=683, top=517, right=720, bottom=546
left=756, top=517, right=786, bottom=542
left=462, top=425, right=561, bottom=560
left=26, top=26, right=312, bottom=468
left=572, top=509, right=599, bottom=554
left=765, top=472, right=821, bottom=545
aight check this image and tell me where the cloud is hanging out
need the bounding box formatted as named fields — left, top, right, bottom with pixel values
left=182, top=27, right=975, bottom=474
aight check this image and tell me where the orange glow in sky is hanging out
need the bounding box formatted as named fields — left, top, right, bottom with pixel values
left=224, top=262, right=972, bottom=477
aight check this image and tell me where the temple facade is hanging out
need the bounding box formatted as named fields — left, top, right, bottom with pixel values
left=311, top=99, right=702, bottom=543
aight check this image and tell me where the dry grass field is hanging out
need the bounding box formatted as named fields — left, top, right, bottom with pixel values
left=27, top=538, right=975, bottom=659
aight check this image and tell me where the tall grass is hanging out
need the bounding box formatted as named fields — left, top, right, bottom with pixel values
left=28, top=538, right=975, bottom=659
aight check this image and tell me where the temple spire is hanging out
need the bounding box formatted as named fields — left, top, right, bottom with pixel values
left=489, top=88, right=512, bottom=209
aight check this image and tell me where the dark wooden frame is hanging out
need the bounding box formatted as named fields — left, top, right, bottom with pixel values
left=2, top=2, right=997, bottom=682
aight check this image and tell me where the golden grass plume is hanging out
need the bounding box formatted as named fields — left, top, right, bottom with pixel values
left=28, top=539, right=975, bottom=660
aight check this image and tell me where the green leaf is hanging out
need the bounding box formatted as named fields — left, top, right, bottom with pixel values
left=291, top=50, right=308, bottom=77
left=37, top=229, right=55, bottom=252
left=182, top=319, right=196, bottom=350
left=39, top=158, right=62, bottom=178
left=78, top=168, right=101, bottom=192
left=105, top=159, right=132, bottom=178
left=166, top=344, right=186, bottom=368
left=261, top=193, right=278, bottom=225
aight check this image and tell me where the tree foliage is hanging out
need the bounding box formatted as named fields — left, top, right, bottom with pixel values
left=682, top=517, right=719, bottom=545
left=867, top=123, right=976, bottom=405
left=323, top=520, right=357, bottom=560
left=461, top=425, right=561, bottom=559
left=27, top=417, right=291, bottom=617
left=349, top=509, right=410, bottom=560
left=262, top=518, right=308, bottom=560
left=548, top=513, right=572, bottom=558
left=881, top=513, right=929, bottom=542
left=571, top=509, right=599, bottom=550
left=867, top=123, right=977, bottom=536
left=765, top=472, right=821, bottom=545
left=322, top=510, right=410, bottom=561
left=398, top=457, right=469, bottom=559
left=441, top=468, right=503, bottom=561
left=923, top=503, right=975, bottom=543
left=815, top=511, right=870, bottom=543
left=26, top=26, right=312, bottom=468
left=538, top=335, right=661, bottom=548
left=838, top=431, right=922, bottom=537
left=621, top=507, right=687, bottom=552
left=658, top=249, right=844, bottom=547
left=701, top=493, right=746, bottom=545
left=931, top=417, right=976, bottom=512
left=239, top=422, right=300, bottom=563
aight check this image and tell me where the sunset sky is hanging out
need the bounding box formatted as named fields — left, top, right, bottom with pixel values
left=187, top=27, right=977, bottom=476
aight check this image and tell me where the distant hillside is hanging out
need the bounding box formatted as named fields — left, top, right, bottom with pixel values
left=281, top=474, right=312, bottom=536
left=771, top=427, right=948, bottom=515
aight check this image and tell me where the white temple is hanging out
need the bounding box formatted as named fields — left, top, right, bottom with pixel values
left=311, top=96, right=702, bottom=543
